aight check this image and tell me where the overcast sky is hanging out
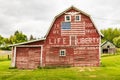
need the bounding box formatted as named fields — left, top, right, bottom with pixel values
left=0, top=0, right=120, bottom=38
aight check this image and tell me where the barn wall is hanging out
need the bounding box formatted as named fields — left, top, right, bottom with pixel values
left=45, top=47, right=74, bottom=66
left=44, top=46, right=99, bottom=67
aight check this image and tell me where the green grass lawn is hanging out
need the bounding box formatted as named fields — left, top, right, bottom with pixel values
left=0, top=55, right=120, bottom=80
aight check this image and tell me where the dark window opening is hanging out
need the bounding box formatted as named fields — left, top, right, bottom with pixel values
left=75, top=15, right=81, bottom=21
left=65, top=15, right=71, bottom=22
left=103, top=49, right=108, bottom=53
left=107, top=45, right=110, bottom=48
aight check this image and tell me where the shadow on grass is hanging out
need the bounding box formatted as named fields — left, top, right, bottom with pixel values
left=38, top=65, right=71, bottom=69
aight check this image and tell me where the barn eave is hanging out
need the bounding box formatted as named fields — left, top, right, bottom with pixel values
left=101, top=41, right=115, bottom=47
left=9, top=38, right=46, bottom=47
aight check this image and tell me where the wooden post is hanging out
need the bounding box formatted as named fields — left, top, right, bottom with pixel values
left=12, top=46, right=16, bottom=67
left=8, top=55, right=9, bottom=60
left=40, top=45, right=43, bottom=67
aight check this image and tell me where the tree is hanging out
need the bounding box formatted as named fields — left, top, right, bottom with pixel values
left=113, top=36, right=120, bottom=48
left=29, top=35, right=35, bottom=40
left=9, top=31, right=28, bottom=44
left=0, top=30, right=28, bottom=50
left=101, top=28, right=120, bottom=43
left=14, top=30, right=19, bottom=35
left=0, top=35, right=4, bottom=46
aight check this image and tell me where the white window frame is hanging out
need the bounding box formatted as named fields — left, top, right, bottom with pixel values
left=65, top=15, right=71, bottom=22
left=75, top=15, right=81, bottom=21
left=59, top=49, right=66, bottom=56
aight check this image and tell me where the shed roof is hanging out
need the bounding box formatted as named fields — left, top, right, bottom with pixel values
left=9, top=38, right=46, bottom=47
left=101, top=41, right=115, bottom=47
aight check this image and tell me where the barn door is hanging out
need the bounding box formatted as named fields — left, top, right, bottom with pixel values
left=70, top=36, right=76, bottom=45
left=28, top=47, right=41, bottom=69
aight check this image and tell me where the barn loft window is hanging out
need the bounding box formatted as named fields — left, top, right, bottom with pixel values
left=107, top=45, right=110, bottom=48
left=65, top=15, right=71, bottom=22
left=75, top=15, right=81, bottom=21
left=59, top=49, right=66, bottom=56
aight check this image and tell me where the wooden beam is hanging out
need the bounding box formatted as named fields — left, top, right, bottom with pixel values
left=40, top=45, right=43, bottom=67
left=16, top=45, right=43, bottom=47
left=12, top=46, right=16, bottom=67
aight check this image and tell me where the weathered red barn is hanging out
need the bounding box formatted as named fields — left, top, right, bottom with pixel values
left=11, top=6, right=102, bottom=69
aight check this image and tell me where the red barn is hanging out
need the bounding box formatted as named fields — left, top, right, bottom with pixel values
left=11, top=6, right=102, bottom=69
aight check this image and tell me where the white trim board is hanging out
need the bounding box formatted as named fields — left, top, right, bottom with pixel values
left=15, top=45, right=43, bottom=47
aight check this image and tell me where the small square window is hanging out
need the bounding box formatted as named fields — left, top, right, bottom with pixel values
left=75, top=15, right=81, bottom=21
left=65, top=15, right=71, bottom=22
left=60, top=49, right=66, bottom=56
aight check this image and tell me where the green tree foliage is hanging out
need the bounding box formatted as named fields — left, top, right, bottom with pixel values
left=113, top=36, right=120, bottom=48
left=0, top=35, right=4, bottom=46
left=101, top=28, right=120, bottom=42
left=11, top=30, right=28, bottom=44
left=0, top=30, right=28, bottom=50
left=101, top=28, right=120, bottom=47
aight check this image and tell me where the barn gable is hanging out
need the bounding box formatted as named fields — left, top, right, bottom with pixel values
left=101, top=41, right=116, bottom=48
left=45, top=6, right=102, bottom=38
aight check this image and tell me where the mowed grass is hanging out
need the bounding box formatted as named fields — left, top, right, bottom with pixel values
left=0, top=55, right=120, bottom=80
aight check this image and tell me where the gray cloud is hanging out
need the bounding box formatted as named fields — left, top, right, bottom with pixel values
left=0, top=0, right=120, bottom=37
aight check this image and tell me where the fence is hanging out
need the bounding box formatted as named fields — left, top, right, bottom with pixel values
left=0, top=50, right=12, bottom=60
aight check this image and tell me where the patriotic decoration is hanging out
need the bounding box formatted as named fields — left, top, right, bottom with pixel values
left=61, top=22, right=85, bottom=36
left=61, top=22, right=71, bottom=29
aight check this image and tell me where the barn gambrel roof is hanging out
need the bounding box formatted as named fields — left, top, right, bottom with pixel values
left=45, top=6, right=103, bottom=38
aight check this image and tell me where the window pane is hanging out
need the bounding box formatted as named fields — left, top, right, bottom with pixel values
left=76, top=16, right=79, bottom=20
left=60, top=49, right=66, bottom=56
left=75, top=15, right=81, bottom=21
left=66, top=16, right=70, bottom=20
left=65, top=15, right=71, bottom=22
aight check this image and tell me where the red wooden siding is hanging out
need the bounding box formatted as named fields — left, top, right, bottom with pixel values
left=45, top=47, right=74, bottom=66
left=16, top=47, right=41, bottom=69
